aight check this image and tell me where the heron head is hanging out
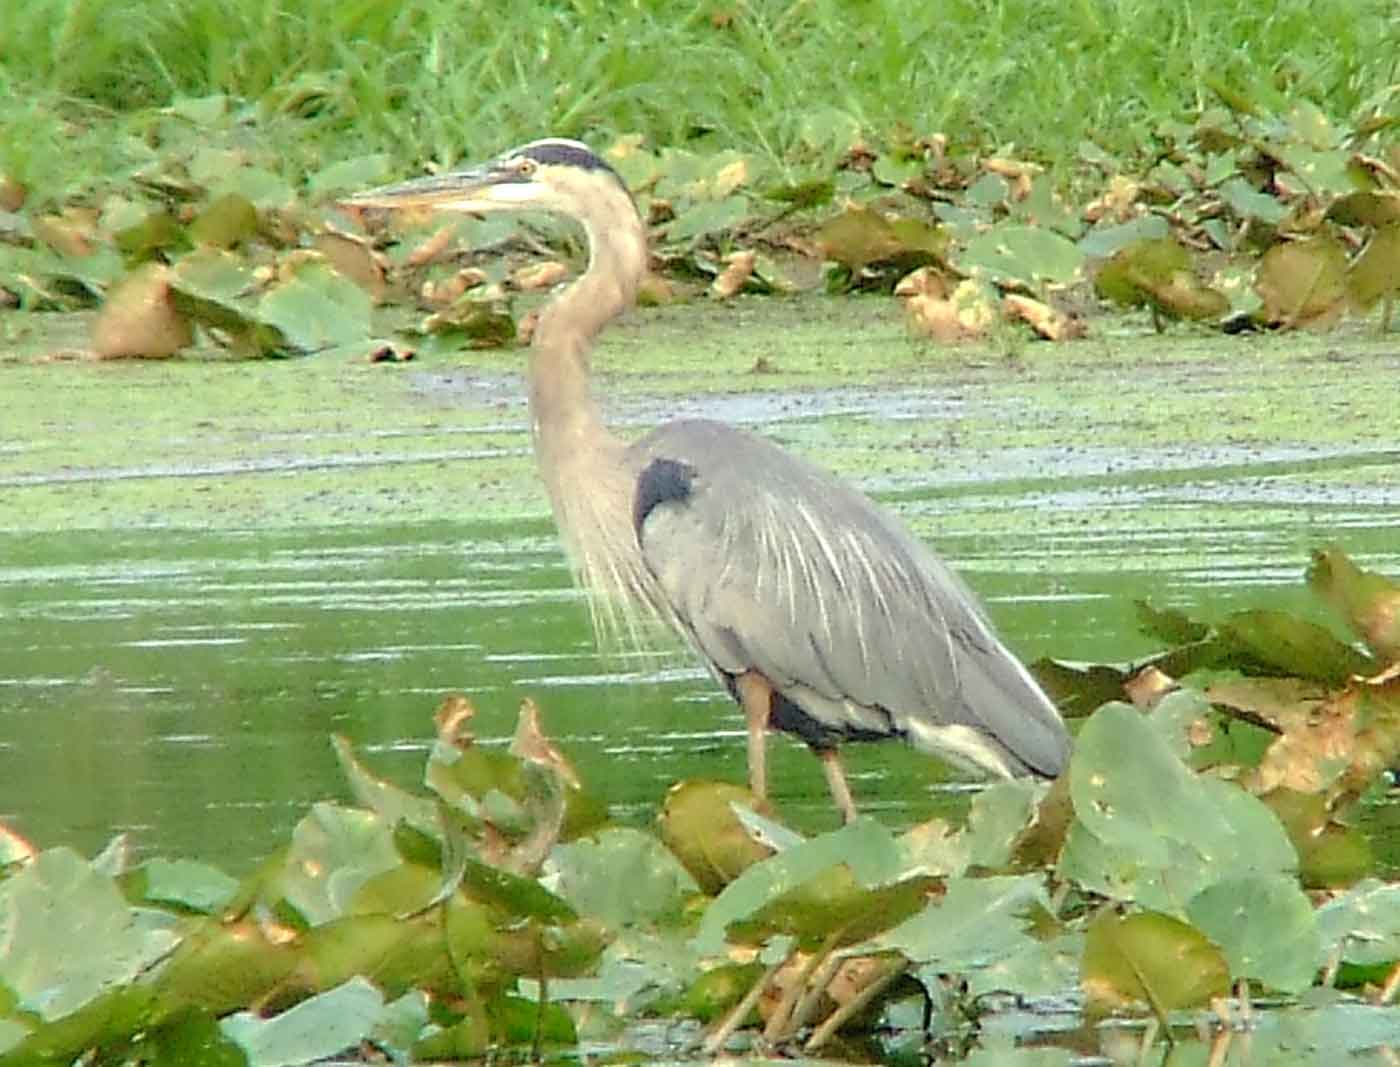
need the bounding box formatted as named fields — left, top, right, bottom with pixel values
left=343, top=138, right=630, bottom=219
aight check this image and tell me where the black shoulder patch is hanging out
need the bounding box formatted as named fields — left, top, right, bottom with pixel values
left=633, top=458, right=697, bottom=538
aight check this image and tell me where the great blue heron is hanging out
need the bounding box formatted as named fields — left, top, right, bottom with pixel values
left=347, top=138, right=1070, bottom=822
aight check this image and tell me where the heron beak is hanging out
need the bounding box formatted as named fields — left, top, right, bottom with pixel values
left=342, top=162, right=536, bottom=213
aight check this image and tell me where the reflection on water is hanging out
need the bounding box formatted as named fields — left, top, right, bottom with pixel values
left=2, top=466, right=1398, bottom=873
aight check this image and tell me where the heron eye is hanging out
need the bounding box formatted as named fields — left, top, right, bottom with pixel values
left=516, top=157, right=537, bottom=177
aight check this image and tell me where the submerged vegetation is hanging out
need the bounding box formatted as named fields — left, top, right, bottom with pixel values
left=2, top=550, right=1400, bottom=1064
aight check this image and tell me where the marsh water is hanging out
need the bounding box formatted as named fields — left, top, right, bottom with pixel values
left=2, top=304, right=1398, bottom=872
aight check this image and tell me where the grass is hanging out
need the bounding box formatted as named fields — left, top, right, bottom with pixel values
left=2, top=0, right=1397, bottom=199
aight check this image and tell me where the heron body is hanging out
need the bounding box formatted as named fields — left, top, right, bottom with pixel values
left=348, top=138, right=1071, bottom=821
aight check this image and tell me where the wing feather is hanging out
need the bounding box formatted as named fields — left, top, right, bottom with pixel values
left=629, top=419, right=1069, bottom=777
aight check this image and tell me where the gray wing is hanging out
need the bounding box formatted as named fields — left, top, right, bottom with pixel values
left=627, top=419, right=1069, bottom=778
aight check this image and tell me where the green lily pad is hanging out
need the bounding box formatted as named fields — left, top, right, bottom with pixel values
left=1062, top=702, right=1296, bottom=910
left=959, top=223, right=1085, bottom=289
left=1082, top=909, right=1230, bottom=1018
left=546, top=827, right=699, bottom=931
left=0, top=848, right=177, bottom=1022
left=1316, top=880, right=1400, bottom=967
left=220, top=975, right=383, bottom=1067
left=125, top=858, right=239, bottom=914
left=277, top=802, right=401, bottom=926
left=256, top=259, right=372, bottom=353
left=693, top=817, right=905, bottom=954
left=879, top=875, right=1049, bottom=973
left=1217, top=609, right=1375, bottom=684
left=1185, top=874, right=1320, bottom=992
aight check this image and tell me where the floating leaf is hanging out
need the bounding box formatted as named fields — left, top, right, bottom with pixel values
left=257, top=259, right=372, bottom=353
left=1219, top=176, right=1287, bottom=225
left=0, top=848, right=177, bottom=1022
left=959, top=223, right=1085, bottom=289
left=189, top=193, right=259, bottom=249
left=1316, top=879, right=1400, bottom=967
left=1062, top=702, right=1296, bottom=910
left=1307, top=546, right=1400, bottom=664
left=1095, top=237, right=1228, bottom=323
left=277, top=802, right=401, bottom=926
left=546, top=827, right=700, bottom=931
left=657, top=780, right=774, bottom=895
left=693, top=818, right=904, bottom=954
left=125, top=858, right=239, bottom=914
left=1082, top=910, right=1230, bottom=1018
left=1135, top=600, right=1211, bottom=646
left=1347, top=222, right=1400, bottom=312
left=1329, top=191, right=1400, bottom=228
left=879, top=875, right=1048, bottom=972
left=1185, top=874, right=1320, bottom=992
left=1254, top=236, right=1349, bottom=327
left=1259, top=789, right=1372, bottom=889
left=307, top=154, right=393, bottom=199
left=814, top=203, right=946, bottom=272
left=666, top=196, right=749, bottom=243
left=1217, top=609, right=1375, bottom=685
left=91, top=263, right=193, bottom=359
left=220, top=975, right=383, bottom=1067
left=725, top=863, right=936, bottom=950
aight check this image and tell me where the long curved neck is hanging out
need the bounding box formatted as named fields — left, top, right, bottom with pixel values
left=527, top=179, right=658, bottom=638
left=528, top=182, right=647, bottom=479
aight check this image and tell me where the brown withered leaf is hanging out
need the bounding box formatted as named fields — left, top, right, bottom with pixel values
left=1084, top=175, right=1142, bottom=224
left=710, top=249, right=756, bottom=299
left=1124, top=665, right=1178, bottom=709
left=0, top=175, right=26, bottom=212
left=511, top=260, right=569, bottom=291
left=637, top=272, right=682, bottom=306
left=983, top=157, right=1040, bottom=201
left=405, top=223, right=459, bottom=267
left=313, top=233, right=386, bottom=302
left=1002, top=293, right=1086, bottom=340
left=423, top=294, right=516, bottom=347
left=367, top=342, right=414, bottom=363
left=1248, top=668, right=1400, bottom=799
left=92, top=263, right=194, bottom=359
left=713, top=158, right=750, bottom=197
left=1206, top=676, right=1327, bottom=730
left=899, top=278, right=996, bottom=343
left=892, top=266, right=950, bottom=300
left=0, top=820, right=38, bottom=868
left=511, top=697, right=581, bottom=790
left=34, top=210, right=100, bottom=257
left=1308, top=545, right=1400, bottom=665
left=422, top=268, right=487, bottom=307
left=434, top=693, right=477, bottom=749
left=1254, top=235, right=1349, bottom=328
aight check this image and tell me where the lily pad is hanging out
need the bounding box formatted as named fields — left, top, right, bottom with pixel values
left=0, top=848, right=177, bottom=1022
left=220, top=975, right=383, bottom=1067
left=1081, top=909, right=1230, bottom=1018
left=959, top=223, right=1085, bottom=289
left=1185, top=874, right=1320, bottom=992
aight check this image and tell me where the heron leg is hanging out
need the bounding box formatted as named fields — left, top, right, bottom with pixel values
left=735, top=671, right=773, bottom=806
left=818, top=748, right=858, bottom=824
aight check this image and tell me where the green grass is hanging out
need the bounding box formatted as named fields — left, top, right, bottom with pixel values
left=2, top=0, right=1396, bottom=198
